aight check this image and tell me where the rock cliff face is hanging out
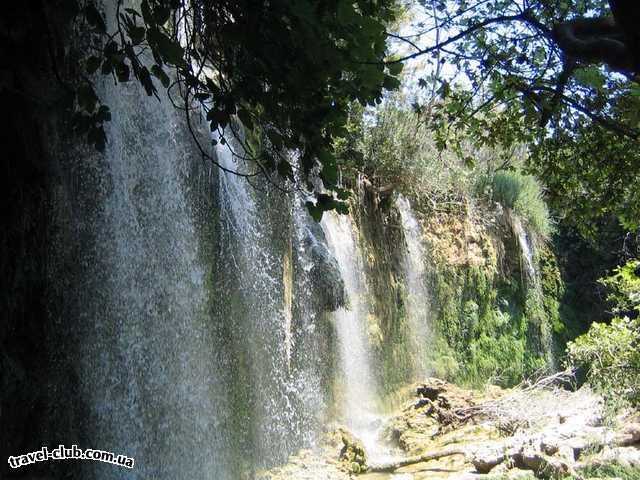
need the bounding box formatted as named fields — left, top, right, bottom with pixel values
left=1, top=4, right=81, bottom=476
left=347, top=179, right=563, bottom=395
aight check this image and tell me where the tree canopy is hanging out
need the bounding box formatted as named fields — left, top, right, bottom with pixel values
left=65, top=0, right=640, bottom=229
left=69, top=0, right=401, bottom=218
left=390, top=0, right=640, bottom=233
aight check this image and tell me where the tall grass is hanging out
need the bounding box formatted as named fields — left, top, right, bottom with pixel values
left=482, top=171, right=553, bottom=240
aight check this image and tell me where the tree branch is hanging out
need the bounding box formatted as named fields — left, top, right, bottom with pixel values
left=383, top=12, right=545, bottom=65
left=552, top=15, right=634, bottom=71
left=367, top=448, right=466, bottom=473
left=522, top=85, right=640, bottom=140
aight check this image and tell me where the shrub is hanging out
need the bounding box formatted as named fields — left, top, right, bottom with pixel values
left=567, top=316, right=640, bottom=406
left=578, top=462, right=640, bottom=480
left=483, top=171, right=553, bottom=240
left=566, top=259, right=640, bottom=407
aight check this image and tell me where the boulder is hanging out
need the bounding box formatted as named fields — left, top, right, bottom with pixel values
left=417, top=379, right=447, bottom=401
left=337, top=428, right=367, bottom=473
left=471, top=445, right=508, bottom=473
left=615, top=423, right=640, bottom=447
left=587, top=446, right=640, bottom=469
left=301, top=220, right=346, bottom=311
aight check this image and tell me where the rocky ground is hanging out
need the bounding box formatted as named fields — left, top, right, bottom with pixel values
left=260, top=375, right=639, bottom=480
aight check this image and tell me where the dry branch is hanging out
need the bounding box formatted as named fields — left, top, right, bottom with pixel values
left=367, top=447, right=466, bottom=473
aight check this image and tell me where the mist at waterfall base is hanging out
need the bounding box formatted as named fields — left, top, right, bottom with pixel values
left=36, top=22, right=436, bottom=480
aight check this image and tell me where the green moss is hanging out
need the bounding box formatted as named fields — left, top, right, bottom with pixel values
left=577, top=462, right=640, bottom=480
left=426, top=234, right=559, bottom=387
left=353, top=194, right=425, bottom=397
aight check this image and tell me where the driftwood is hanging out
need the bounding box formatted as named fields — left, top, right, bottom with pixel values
left=365, top=373, right=639, bottom=477
left=616, top=423, right=640, bottom=447
left=367, top=447, right=465, bottom=473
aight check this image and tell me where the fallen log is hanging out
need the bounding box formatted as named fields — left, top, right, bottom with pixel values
left=615, top=423, right=640, bottom=447
left=367, top=447, right=466, bottom=473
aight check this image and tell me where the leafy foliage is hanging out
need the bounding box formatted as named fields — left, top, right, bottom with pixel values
left=335, top=98, right=514, bottom=204
left=69, top=0, right=402, bottom=218
left=336, top=98, right=552, bottom=244
left=599, top=259, right=640, bottom=316
left=334, top=100, right=457, bottom=197
left=566, top=260, right=640, bottom=407
left=567, top=316, right=640, bottom=406
left=390, top=0, right=640, bottom=234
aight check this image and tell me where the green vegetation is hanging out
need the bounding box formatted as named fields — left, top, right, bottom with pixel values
left=578, top=462, right=640, bottom=480
left=490, top=465, right=640, bottom=480
left=479, top=171, right=553, bottom=240
left=599, top=259, right=640, bottom=316
left=58, top=1, right=640, bottom=233
left=567, top=316, right=640, bottom=406
left=392, top=1, right=640, bottom=234
left=427, top=262, right=553, bottom=387
left=64, top=0, right=402, bottom=218
left=338, top=99, right=559, bottom=388
left=567, top=260, right=640, bottom=407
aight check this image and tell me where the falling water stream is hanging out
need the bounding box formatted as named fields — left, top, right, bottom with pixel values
left=321, top=212, right=378, bottom=424
left=320, top=211, right=397, bottom=464
left=47, top=2, right=435, bottom=477
left=397, top=195, right=432, bottom=378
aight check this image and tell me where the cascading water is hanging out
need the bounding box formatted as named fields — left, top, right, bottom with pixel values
left=42, top=3, right=439, bottom=477
left=62, top=55, right=231, bottom=479
left=214, top=138, right=336, bottom=469
left=320, top=211, right=392, bottom=461
left=396, top=195, right=432, bottom=378
left=50, top=2, right=344, bottom=474
left=5, top=1, right=574, bottom=479
left=288, top=197, right=338, bottom=444
left=215, top=137, right=298, bottom=467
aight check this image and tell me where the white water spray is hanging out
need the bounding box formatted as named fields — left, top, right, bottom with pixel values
left=321, top=211, right=397, bottom=462
left=396, top=195, right=432, bottom=378
left=71, top=56, right=230, bottom=479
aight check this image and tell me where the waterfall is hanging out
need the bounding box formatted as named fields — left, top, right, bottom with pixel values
left=215, top=139, right=335, bottom=468
left=61, top=57, right=231, bottom=479
left=396, top=195, right=432, bottom=378
left=512, top=215, right=537, bottom=282
left=215, top=138, right=295, bottom=466
left=320, top=211, right=387, bottom=458
left=49, top=1, right=338, bottom=473
left=42, top=3, right=435, bottom=477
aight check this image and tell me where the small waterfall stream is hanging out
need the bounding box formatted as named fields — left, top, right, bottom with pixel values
left=320, top=211, right=393, bottom=462
left=397, top=195, right=432, bottom=378
left=215, top=137, right=303, bottom=467
left=321, top=213, right=377, bottom=423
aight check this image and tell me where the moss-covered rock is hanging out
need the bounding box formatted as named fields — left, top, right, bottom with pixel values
left=338, top=427, right=368, bottom=472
